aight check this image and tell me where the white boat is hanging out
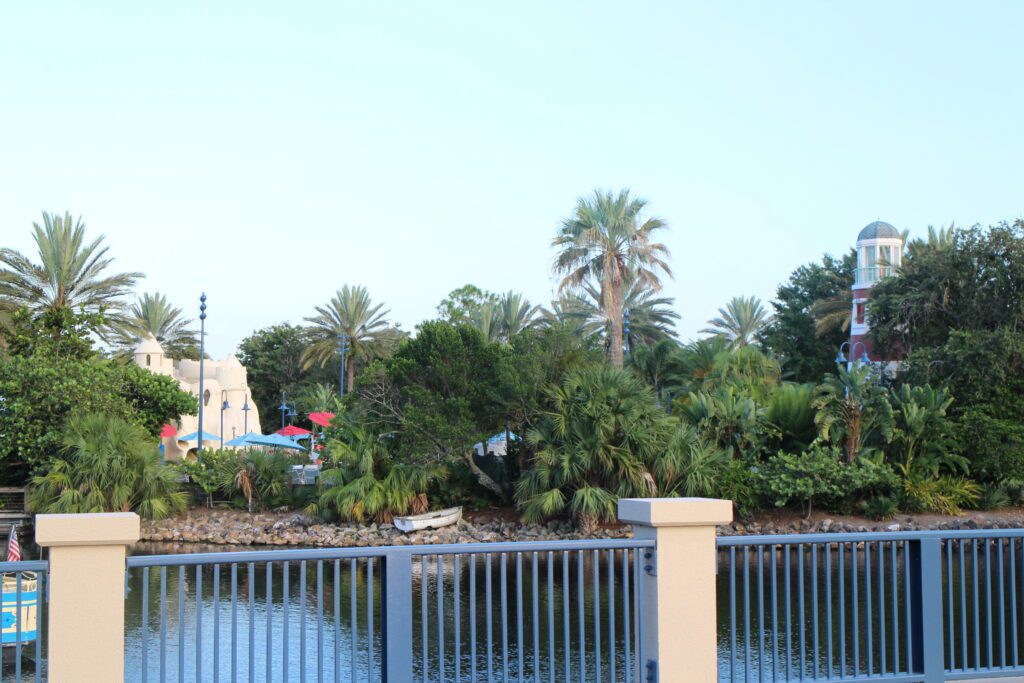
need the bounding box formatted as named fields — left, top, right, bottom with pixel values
left=393, top=507, right=462, bottom=533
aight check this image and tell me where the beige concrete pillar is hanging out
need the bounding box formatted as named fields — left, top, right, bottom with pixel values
left=36, top=512, right=140, bottom=683
left=618, top=497, right=732, bottom=683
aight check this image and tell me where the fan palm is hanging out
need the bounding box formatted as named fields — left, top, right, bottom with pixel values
left=497, top=290, right=538, bottom=339
left=700, top=296, right=770, bottom=347
left=117, top=292, right=199, bottom=358
left=551, top=189, right=672, bottom=367
left=0, top=212, right=141, bottom=335
left=302, top=285, right=391, bottom=392
left=470, top=302, right=501, bottom=342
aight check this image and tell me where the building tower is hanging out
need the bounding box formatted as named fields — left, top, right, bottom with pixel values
left=849, top=220, right=904, bottom=364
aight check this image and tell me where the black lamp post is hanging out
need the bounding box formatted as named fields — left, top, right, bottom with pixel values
left=220, top=390, right=231, bottom=449
left=197, top=293, right=207, bottom=458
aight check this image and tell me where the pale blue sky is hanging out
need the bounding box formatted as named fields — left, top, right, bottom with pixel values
left=2, top=2, right=1022, bottom=357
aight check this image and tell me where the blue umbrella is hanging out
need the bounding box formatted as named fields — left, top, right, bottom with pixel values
left=178, top=430, right=221, bottom=442
left=241, top=433, right=307, bottom=452
left=225, top=432, right=261, bottom=447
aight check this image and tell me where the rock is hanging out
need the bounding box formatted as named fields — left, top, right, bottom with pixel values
left=886, top=524, right=900, bottom=532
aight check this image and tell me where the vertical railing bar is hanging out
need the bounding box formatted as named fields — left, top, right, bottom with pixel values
left=178, top=565, right=186, bottom=683
left=249, top=563, right=256, bottom=683
left=367, top=558, right=375, bottom=683
left=533, top=552, right=541, bottom=682
left=903, top=541, right=913, bottom=675
left=973, top=540, right=981, bottom=670
left=486, top=553, right=494, bottom=683
left=852, top=543, right=859, bottom=678
left=825, top=543, right=833, bottom=680
left=266, top=562, right=272, bottom=683
left=333, top=561, right=340, bottom=683
left=959, top=542, right=967, bottom=671
left=564, top=551, right=571, bottom=683
left=578, top=551, right=584, bottom=683
left=889, top=543, right=898, bottom=673
left=421, top=556, right=428, bottom=683
left=439, top=555, right=446, bottom=683
left=635, top=548, right=644, bottom=682
left=947, top=541, right=955, bottom=671
left=15, top=572, right=22, bottom=682
left=196, top=565, right=203, bottom=683
left=548, top=552, right=556, bottom=683
left=1007, top=540, right=1015, bottom=671
left=517, top=552, right=524, bottom=680
left=769, top=545, right=777, bottom=683
left=866, top=541, right=873, bottom=677
left=999, top=540, right=1006, bottom=669
left=298, top=561, right=305, bottom=683
left=802, top=544, right=810, bottom=681
left=593, top=549, right=602, bottom=683
left=501, top=552, right=509, bottom=683
left=622, top=550, right=631, bottom=683
left=316, top=560, right=324, bottom=683
left=283, top=561, right=290, bottom=682
left=160, top=566, right=167, bottom=683
left=741, top=547, right=750, bottom=683
left=455, top=554, right=462, bottom=683
left=985, top=539, right=993, bottom=669
left=214, top=563, right=221, bottom=683
left=36, top=568, right=45, bottom=683
left=878, top=541, right=887, bottom=676
left=608, top=550, right=616, bottom=683
left=839, top=543, right=846, bottom=680
left=350, top=559, right=356, bottom=683
left=142, top=567, right=150, bottom=683
left=471, top=553, right=478, bottom=683
left=784, top=546, right=791, bottom=682
left=757, top=545, right=765, bottom=683
left=232, top=562, right=239, bottom=683
left=730, top=548, right=737, bottom=683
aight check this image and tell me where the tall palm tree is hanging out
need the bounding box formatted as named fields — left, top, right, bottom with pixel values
left=0, top=212, right=141, bottom=334
left=700, top=295, right=770, bottom=347
left=302, top=285, right=391, bottom=392
left=552, top=189, right=672, bottom=367
left=118, top=292, right=199, bottom=358
left=470, top=302, right=501, bottom=342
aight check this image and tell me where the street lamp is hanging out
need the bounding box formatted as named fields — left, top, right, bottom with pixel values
left=242, top=395, right=252, bottom=434
left=337, top=333, right=351, bottom=397
left=220, top=390, right=231, bottom=449
left=835, top=341, right=881, bottom=383
left=279, top=391, right=297, bottom=431
left=197, top=293, right=207, bottom=458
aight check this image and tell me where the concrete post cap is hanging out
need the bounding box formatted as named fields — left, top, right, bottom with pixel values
left=617, top=498, right=733, bottom=527
left=35, top=512, right=141, bottom=547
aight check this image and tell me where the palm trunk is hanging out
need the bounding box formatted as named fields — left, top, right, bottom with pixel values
left=606, top=273, right=624, bottom=368
left=346, top=356, right=356, bottom=394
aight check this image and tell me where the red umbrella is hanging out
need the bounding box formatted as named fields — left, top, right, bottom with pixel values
left=277, top=425, right=312, bottom=437
left=160, top=424, right=177, bottom=438
left=307, top=412, right=335, bottom=428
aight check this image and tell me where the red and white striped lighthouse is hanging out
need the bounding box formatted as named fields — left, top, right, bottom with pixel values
left=849, top=221, right=904, bottom=364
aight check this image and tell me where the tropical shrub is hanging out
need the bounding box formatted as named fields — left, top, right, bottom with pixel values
left=759, top=447, right=897, bottom=517
left=888, top=384, right=963, bottom=477
left=812, top=365, right=893, bottom=462
left=898, top=475, right=980, bottom=515
left=860, top=495, right=899, bottom=521
left=652, top=423, right=730, bottom=497
left=766, top=383, right=817, bottom=452
left=516, top=365, right=673, bottom=531
left=676, top=387, right=767, bottom=459
left=29, top=413, right=187, bottom=519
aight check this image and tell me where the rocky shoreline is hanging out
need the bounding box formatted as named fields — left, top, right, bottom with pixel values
left=139, top=508, right=1024, bottom=549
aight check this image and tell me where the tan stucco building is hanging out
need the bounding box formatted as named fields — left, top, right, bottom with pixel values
left=133, top=335, right=262, bottom=459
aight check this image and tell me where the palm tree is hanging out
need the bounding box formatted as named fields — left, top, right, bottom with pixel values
left=302, top=285, right=392, bottom=392
left=0, top=212, right=141, bottom=334
left=118, top=292, right=199, bottom=358
left=551, top=189, right=672, bottom=367
left=811, top=291, right=852, bottom=337
left=496, top=290, right=538, bottom=339
left=470, top=302, right=501, bottom=342
left=812, top=365, right=894, bottom=462
left=700, top=295, right=770, bottom=347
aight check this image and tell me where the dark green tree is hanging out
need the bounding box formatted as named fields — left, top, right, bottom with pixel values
left=758, top=252, right=856, bottom=383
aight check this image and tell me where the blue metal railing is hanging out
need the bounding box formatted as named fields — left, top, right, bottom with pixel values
left=717, top=529, right=1024, bottom=682
left=125, top=538, right=652, bottom=682
left=0, top=559, right=48, bottom=683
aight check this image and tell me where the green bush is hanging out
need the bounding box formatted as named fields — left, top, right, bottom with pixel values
left=759, top=447, right=897, bottom=517
left=860, top=495, right=899, bottom=521
left=28, top=413, right=188, bottom=519
left=957, top=409, right=1024, bottom=483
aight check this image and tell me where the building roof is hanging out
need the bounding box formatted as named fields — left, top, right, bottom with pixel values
left=134, top=334, right=164, bottom=355
left=858, top=221, right=901, bottom=241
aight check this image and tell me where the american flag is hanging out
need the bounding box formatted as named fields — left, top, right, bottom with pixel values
left=5, top=524, right=20, bottom=563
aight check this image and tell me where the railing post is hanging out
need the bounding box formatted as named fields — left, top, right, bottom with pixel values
left=618, top=497, right=732, bottom=683
left=381, top=550, right=414, bottom=682
left=908, top=537, right=945, bottom=683
left=35, top=512, right=140, bottom=683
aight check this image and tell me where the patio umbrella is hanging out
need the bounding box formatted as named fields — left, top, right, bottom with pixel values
left=277, top=425, right=312, bottom=437
left=178, top=430, right=221, bottom=442
left=242, top=433, right=308, bottom=452
left=308, top=412, right=335, bottom=428
left=159, top=424, right=177, bottom=438
left=225, top=432, right=261, bottom=447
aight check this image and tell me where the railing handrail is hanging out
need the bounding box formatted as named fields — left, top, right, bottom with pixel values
left=0, top=560, right=48, bottom=572
left=717, top=527, right=1024, bottom=547
left=126, top=537, right=655, bottom=568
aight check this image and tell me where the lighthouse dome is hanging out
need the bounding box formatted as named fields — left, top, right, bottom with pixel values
left=858, top=221, right=900, bottom=241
